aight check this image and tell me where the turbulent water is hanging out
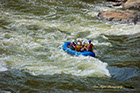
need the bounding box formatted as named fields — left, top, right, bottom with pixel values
left=0, top=0, right=140, bottom=92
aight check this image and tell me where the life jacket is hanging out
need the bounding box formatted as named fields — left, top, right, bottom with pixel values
left=88, top=44, right=93, bottom=50
left=75, top=45, right=82, bottom=51
left=88, top=44, right=93, bottom=52
left=69, top=42, right=76, bottom=50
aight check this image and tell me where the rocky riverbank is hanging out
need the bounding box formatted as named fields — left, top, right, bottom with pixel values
left=98, top=0, right=140, bottom=25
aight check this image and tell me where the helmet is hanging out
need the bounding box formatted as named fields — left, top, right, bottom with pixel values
left=77, top=42, right=80, bottom=45
left=82, top=41, right=85, bottom=45
left=72, top=40, right=75, bottom=42
left=89, top=40, right=91, bottom=43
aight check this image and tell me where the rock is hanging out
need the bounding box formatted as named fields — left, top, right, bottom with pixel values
left=112, top=2, right=122, bottom=6
left=98, top=10, right=140, bottom=24
left=123, top=0, right=140, bottom=10
left=107, top=0, right=126, bottom=2
left=134, top=13, right=140, bottom=24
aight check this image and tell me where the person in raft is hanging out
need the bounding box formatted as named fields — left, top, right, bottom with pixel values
left=68, top=40, right=76, bottom=50
left=81, top=40, right=95, bottom=52
left=75, top=42, right=82, bottom=52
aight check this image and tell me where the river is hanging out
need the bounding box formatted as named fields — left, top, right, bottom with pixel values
left=0, top=0, right=140, bottom=92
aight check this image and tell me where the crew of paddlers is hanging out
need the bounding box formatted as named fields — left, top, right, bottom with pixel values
left=68, top=39, right=95, bottom=52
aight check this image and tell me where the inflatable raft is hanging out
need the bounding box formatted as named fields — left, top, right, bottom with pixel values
left=62, top=42, right=95, bottom=57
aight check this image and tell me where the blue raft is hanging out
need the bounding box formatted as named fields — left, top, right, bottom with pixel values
left=62, top=42, right=95, bottom=57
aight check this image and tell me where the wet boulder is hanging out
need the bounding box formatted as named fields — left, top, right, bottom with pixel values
left=112, top=2, right=122, bottom=6
left=134, top=13, right=140, bottom=25
left=123, top=0, right=140, bottom=10
left=98, top=10, right=140, bottom=24
left=107, top=0, right=126, bottom=2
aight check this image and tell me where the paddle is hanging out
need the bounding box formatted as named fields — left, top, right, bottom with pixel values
left=94, top=48, right=103, bottom=55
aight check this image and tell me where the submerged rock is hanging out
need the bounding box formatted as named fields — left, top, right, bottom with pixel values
left=98, top=10, right=140, bottom=24
left=123, top=0, right=140, bottom=10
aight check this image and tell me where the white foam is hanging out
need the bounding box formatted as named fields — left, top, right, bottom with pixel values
left=22, top=49, right=111, bottom=77
left=0, top=60, right=8, bottom=72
